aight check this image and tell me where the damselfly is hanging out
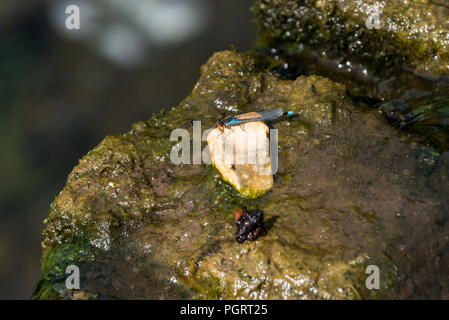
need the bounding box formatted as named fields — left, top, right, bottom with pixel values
left=217, top=108, right=294, bottom=129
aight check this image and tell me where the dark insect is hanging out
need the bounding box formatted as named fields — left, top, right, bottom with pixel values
left=234, top=207, right=244, bottom=222
left=234, top=207, right=267, bottom=243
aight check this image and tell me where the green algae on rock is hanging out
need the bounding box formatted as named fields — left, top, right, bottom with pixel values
left=254, top=0, right=449, bottom=78
left=33, top=51, right=449, bottom=299
left=253, top=0, right=449, bottom=152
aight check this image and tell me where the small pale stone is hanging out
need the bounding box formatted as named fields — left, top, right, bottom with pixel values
left=207, top=121, right=274, bottom=198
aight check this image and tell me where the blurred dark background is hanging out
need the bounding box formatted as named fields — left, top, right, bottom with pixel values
left=0, top=0, right=256, bottom=299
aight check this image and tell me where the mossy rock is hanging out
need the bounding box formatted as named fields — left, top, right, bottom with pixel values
left=33, top=51, right=449, bottom=299
left=254, top=0, right=449, bottom=78
left=253, top=0, right=449, bottom=151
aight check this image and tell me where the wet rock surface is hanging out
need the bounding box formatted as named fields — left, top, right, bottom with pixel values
left=33, top=50, right=449, bottom=299
left=253, top=0, right=449, bottom=150
left=254, top=0, right=449, bottom=83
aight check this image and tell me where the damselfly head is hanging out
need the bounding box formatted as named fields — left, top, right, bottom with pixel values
left=217, top=119, right=226, bottom=132
left=217, top=119, right=225, bottom=127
